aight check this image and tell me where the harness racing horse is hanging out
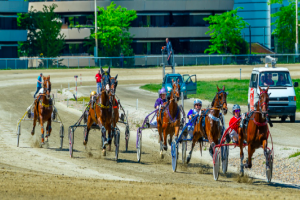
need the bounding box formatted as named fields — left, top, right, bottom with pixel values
left=157, top=79, right=181, bottom=158
left=31, top=75, right=53, bottom=144
left=186, top=85, right=228, bottom=163
left=84, top=67, right=113, bottom=155
left=238, top=86, right=270, bottom=176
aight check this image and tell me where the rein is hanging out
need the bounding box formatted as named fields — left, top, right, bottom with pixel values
left=166, top=106, right=179, bottom=123
left=253, top=118, right=268, bottom=127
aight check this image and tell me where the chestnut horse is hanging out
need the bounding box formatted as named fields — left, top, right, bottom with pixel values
left=238, top=86, right=270, bottom=176
left=157, top=79, right=181, bottom=158
left=84, top=67, right=112, bottom=155
left=186, top=85, right=228, bottom=163
left=31, top=76, right=53, bottom=144
left=109, top=75, right=119, bottom=151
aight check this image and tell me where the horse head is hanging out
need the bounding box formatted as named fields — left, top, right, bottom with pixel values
left=110, top=74, right=118, bottom=95
left=100, top=66, right=111, bottom=95
left=171, top=79, right=181, bottom=102
left=258, top=86, right=270, bottom=119
left=215, top=85, right=228, bottom=115
left=43, top=75, right=51, bottom=99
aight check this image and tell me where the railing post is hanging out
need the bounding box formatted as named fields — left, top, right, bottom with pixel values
left=145, top=56, right=147, bottom=67
left=6, top=59, right=7, bottom=69
left=287, top=55, right=288, bottom=63
left=89, top=58, right=90, bottom=68
left=222, top=56, right=223, bottom=65
left=57, top=58, right=58, bottom=68
left=78, top=57, right=79, bottom=68
left=157, top=56, right=158, bottom=67
left=15, top=59, right=16, bottom=69
left=110, top=58, right=112, bottom=68
left=196, top=57, right=197, bottom=66
left=209, top=55, right=210, bottom=65
left=68, top=58, right=69, bottom=68
left=47, top=59, right=48, bottom=69
left=181, top=92, right=184, bottom=109
left=183, top=56, right=184, bottom=66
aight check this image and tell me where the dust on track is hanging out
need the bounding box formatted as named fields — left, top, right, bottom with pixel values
left=0, top=67, right=299, bottom=199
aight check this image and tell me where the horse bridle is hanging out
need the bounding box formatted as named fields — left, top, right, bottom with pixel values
left=259, top=90, right=269, bottom=113
left=171, top=82, right=180, bottom=101
left=215, top=90, right=227, bottom=109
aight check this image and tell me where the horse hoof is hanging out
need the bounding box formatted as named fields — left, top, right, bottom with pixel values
left=83, top=141, right=87, bottom=145
left=31, top=131, right=34, bottom=136
left=187, top=156, right=191, bottom=164
left=102, top=149, right=106, bottom=156
left=163, top=145, right=168, bottom=151
left=160, top=152, right=164, bottom=159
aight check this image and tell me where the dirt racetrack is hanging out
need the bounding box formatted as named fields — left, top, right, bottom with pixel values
left=0, top=65, right=300, bottom=199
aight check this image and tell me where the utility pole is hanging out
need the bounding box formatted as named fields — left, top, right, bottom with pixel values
left=296, top=0, right=299, bottom=54
left=249, top=25, right=251, bottom=54
left=94, top=0, right=98, bottom=58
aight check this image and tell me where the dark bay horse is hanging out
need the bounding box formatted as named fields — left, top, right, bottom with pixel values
left=31, top=75, right=53, bottom=144
left=187, top=85, right=228, bottom=163
left=157, top=79, right=181, bottom=158
left=84, top=67, right=113, bottom=155
left=238, top=86, right=270, bottom=176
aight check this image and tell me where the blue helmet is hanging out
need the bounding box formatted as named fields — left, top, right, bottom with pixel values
left=159, top=88, right=167, bottom=95
left=232, top=104, right=241, bottom=113
left=194, top=99, right=202, bottom=106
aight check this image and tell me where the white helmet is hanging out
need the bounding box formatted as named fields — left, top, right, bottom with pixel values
left=194, top=99, right=202, bottom=106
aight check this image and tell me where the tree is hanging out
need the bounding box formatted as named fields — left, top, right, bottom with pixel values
left=85, top=2, right=137, bottom=57
left=204, top=8, right=249, bottom=54
left=271, top=1, right=299, bottom=53
left=18, top=4, right=65, bottom=57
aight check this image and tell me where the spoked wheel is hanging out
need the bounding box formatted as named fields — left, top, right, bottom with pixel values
left=17, top=123, right=21, bottom=147
left=115, top=129, right=120, bottom=161
left=171, top=141, right=178, bottom=172
left=137, top=130, right=142, bottom=162
left=266, top=151, right=273, bottom=183
left=213, top=148, right=220, bottom=181
left=221, top=145, right=229, bottom=174
left=125, top=125, right=130, bottom=152
left=69, top=127, right=74, bottom=158
left=60, top=125, right=64, bottom=149
left=182, top=140, right=187, bottom=164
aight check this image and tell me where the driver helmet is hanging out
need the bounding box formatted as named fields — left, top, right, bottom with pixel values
left=159, top=88, right=167, bottom=95
left=194, top=99, right=202, bottom=106
left=232, top=104, right=241, bottom=113
left=90, top=91, right=97, bottom=98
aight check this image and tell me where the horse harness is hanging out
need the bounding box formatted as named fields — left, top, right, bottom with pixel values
left=211, top=90, right=227, bottom=108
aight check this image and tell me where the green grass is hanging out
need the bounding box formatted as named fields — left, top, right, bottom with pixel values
left=140, top=78, right=300, bottom=111
left=69, top=96, right=90, bottom=102
left=289, top=151, right=300, bottom=159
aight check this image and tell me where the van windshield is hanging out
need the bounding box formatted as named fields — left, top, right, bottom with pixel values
left=259, top=72, right=292, bottom=87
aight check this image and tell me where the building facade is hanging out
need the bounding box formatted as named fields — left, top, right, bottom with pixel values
left=0, top=0, right=28, bottom=58
left=29, top=0, right=234, bottom=55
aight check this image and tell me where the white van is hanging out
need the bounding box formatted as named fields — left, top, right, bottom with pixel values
left=248, top=67, right=298, bottom=122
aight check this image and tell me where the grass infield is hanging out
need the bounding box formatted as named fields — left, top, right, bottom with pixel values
left=140, top=78, right=300, bottom=111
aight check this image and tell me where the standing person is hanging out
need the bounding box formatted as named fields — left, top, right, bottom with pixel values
left=120, top=52, right=124, bottom=68
left=95, top=70, right=102, bottom=94
left=33, top=73, right=43, bottom=98
left=164, top=38, right=173, bottom=65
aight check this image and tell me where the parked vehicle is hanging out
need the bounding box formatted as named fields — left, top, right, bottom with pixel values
left=161, top=73, right=197, bottom=99
left=248, top=67, right=298, bottom=122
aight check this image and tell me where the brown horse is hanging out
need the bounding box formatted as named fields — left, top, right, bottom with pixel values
left=186, top=85, right=228, bottom=163
left=109, top=75, right=119, bottom=151
left=31, top=75, right=53, bottom=144
left=157, top=79, right=181, bottom=158
left=238, top=86, right=270, bottom=176
left=84, top=67, right=112, bottom=155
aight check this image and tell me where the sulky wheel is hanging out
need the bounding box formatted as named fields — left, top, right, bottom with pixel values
left=182, top=139, right=187, bottom=164
left=137, top=129, right=142, bottom=162
left=69, top=127, right=74, bottom=158
left=115, top=129, right=120, bottom=161
left=221, top=145, right=229, bottom=174
left=171, top=141, right=178, bottom=172
left=125, top=125, right=130, bottom=152
left=17, top=123, right=21, bottom=147
left=266, top=150, right=273, bottom=183
left=213, top=148, right=220, bottom=181
left=60, top=125, right=64, bottom=150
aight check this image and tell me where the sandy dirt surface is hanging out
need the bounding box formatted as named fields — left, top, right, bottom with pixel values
left=0, top=66, right=300, bottom=199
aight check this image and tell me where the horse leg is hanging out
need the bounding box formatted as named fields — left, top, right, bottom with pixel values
left=46, top=118, right=52, bottom=140
left=238, top=128, right=244, bottom=176
left=39, top=116, right=44, bottom=144
left=163, top=128, right=168, bottom=151
left=187, top=139, right=196, bottom=164
left=245, top=145, right=254, bottom=169
left=83, top=115, right=93, bottom=146
left=107, top=125, right=113, bottom=151
left=262, top=139, right=269, bottom=169
left=31, top=111, right=37, bottom=136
